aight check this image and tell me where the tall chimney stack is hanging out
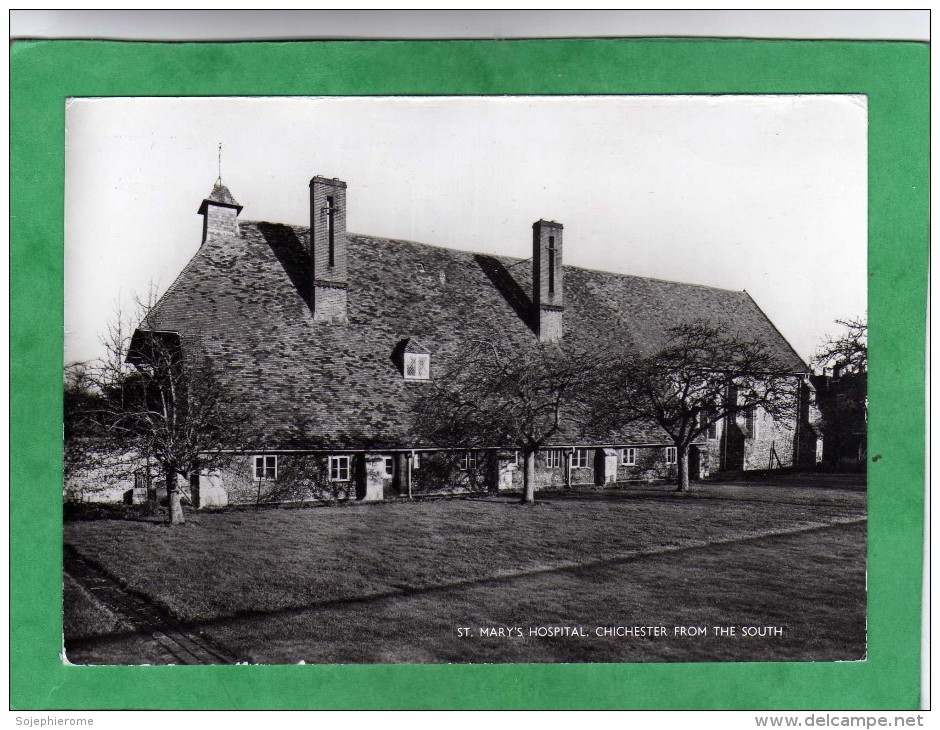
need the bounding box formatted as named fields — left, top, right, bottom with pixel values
left=532, top=220, right=564, bottom=342
left=309, top=176, right=348, bottom=322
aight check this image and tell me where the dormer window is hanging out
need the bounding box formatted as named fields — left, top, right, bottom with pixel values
left=404, top=353, right=430, bottom=380
left=395, top=338, right=431, bottom=381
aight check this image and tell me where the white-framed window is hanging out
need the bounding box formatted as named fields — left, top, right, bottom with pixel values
left=404, top=353, right=430, bottom=380
left=253, top=455, right=277, bottom=480
left=572, top=448, right=590, bottom=469
left=665, top=447, right=677, bottom=465
left=620, top=448, right=637, bottom=466
left=384, top=456, right=394, bottom=477
left=459, top=451, right=478, bottom=471
left=329, top=455, right=351, bottom=482
left=413, top=452, right=421, bottom=469
left=545, top=450, right=562, bottom=469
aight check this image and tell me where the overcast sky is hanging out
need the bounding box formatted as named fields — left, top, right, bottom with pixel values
left=65, top=95, right=867, bottom=364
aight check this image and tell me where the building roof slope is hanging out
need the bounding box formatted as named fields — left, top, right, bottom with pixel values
left=145, top=221, right=806, bottom=450
left=197, top=180, right=243, bottom=214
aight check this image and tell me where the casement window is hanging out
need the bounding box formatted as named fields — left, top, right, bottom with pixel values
left=412, top=453, right=421, bottom=469
left=665, top=447, right=678, bottom=465
left=745, top=407, right=758, bottom=438
left=329, top=455, right=350, bottom=482
left=384, top=456, right=394, bottom=477
left=404, top=353, right=430, bottom=380
left=253, top=455, right=277, bottom=481
left=706, top=412, right=718, bottom=440
left=571, top=448, right=591, bottom=469
left=545, top=450, right=562, bottom=469
left=459, top=451, right=478, bottom=471
left=620, top=448, right=637, bottom=466
left=513, top=451, right=521, bottom=466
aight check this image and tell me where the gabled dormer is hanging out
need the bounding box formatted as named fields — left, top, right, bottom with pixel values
left=392, top=338, right=431, bottom=381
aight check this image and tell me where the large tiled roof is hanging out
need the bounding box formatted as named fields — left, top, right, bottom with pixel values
left=145, top=221, right=806, bottom=450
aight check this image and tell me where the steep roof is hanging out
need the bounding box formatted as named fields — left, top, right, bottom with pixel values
left=146, top=221, right=806, bottom=450
left=197, top=180, right=243, bottom=214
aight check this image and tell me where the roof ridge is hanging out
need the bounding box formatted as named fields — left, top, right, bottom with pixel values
left=238, top=220, right=755, bottom=295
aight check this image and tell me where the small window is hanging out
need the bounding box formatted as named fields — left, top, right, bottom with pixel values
left=665, top=447, right=677, bottom=465
left=546, top=450, right=562, bottom=469
left=384, top=456, right=394, bottom=477
left=745, top=407, right=758, bottom=438
left=513, top=451, right=521, bottom=466
left=329, top=455, right=350, bottom=482
left=459, top=451, right=478, bottom=471
left=253, top=455, right=277, bottom=480
left=404, top=353, right=430, bottom=380
left=572, top=448, right=590, bottom=469
left=706, top=414, right=718, bottom=440
left=620, top=448, right=637, bottom=466
left=412, top=452, right=421, bottom=469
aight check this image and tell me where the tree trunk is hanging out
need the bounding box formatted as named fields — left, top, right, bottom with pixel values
left=166, top=466, right=185, bottom=525
left=522, top=449, right=536, bottom=504
left=676, top=446, right=690, bottom=492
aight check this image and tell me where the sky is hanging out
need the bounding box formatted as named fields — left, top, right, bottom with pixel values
left=65, top=95, right=867, bottom=364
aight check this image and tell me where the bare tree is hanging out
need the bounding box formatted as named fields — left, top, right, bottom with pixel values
left=595, top=320, right=799, bottom=491
left=811, top=316, right=868, bottom=467
left=64, top=360, right=100, bottom=482
left=412, top=338, right=598, bottom=503
left=80, top=294, right=251, bottom=524
left=813, top=315, right=867, bottom=376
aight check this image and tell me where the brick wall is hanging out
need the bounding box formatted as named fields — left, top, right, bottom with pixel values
left=203, top=204, right=239, bottom=242
left=532, top=220, right=564, bottom=342
left=313, top=284, right=348, bottom=322
left=309, top=176, right=348, bottom=321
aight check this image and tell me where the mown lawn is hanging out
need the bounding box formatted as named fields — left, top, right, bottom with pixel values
left=63, top=483, right=866, bottom=664
left=63, top=574, right=174, bottom=665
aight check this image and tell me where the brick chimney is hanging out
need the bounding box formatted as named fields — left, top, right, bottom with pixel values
left=197, top=179, right=242, bottom=243
left=309, top=176, right=348, bottom=322
left=532, top=220, right=564, bottom=342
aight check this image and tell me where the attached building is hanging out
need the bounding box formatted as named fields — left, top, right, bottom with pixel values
left=138, top=176, right=816, bottom=506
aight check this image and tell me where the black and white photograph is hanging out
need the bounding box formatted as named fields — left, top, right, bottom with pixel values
left=62, top=95, right=868, bottom=666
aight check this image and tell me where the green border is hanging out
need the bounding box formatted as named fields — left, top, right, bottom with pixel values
left=11, top=39, right=927, bottom=710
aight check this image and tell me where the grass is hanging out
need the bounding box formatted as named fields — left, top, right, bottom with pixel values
left=63, top=574, right=126, bottom=642
left=62, top=574, right=175, bottom=665
left=63, top=478, right=866, bottom=664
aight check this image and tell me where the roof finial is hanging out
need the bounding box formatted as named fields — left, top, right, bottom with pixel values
left=217, top=142, right=222, bottom=184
